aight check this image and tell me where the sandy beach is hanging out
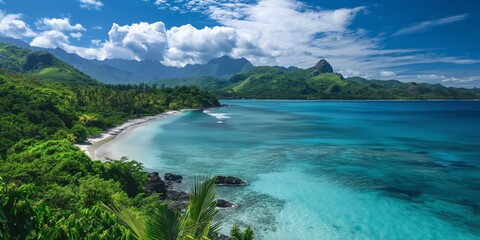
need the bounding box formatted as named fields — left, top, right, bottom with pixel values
left=75, top=110, right=180, bottom=160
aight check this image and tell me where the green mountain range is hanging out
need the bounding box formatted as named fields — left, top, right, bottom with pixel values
left=152, top=60, right=480, bottom=100
left=0, top=43, right=100, bottom=86
left=0, top=37, right=255, bottom=84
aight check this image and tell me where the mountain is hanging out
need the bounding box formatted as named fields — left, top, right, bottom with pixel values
left=0, top=43, right=100, bottom=86
left=151, top=59, right=480, bottom=100
left=97, top=55, right=254, bottom=81
left=182, top=55, right=254, bottom=78
left=0, top=37, right=255, bottom=84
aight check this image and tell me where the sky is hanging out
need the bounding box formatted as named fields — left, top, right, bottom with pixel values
left=0, top=0, right=479, bottom=88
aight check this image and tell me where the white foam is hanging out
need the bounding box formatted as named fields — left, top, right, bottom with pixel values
left=204, top=110, right=231, bottom=120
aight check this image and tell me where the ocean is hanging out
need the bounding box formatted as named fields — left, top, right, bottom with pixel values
left=96, top=100, right=480, bottom=239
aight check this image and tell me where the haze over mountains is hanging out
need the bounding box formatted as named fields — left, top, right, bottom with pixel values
left=0, top=37, right=254, bottom=84
left=1, top=38, right=479, bottom=100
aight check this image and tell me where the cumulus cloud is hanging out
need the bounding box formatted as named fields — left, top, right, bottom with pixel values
left=0, top=11, right=36, bottom=38
left=101, top=22, right=168, bottom=61
left=164, top=24, right=261, bottom=66
left=79, top=0, right=103, bottom=11
left=30, top=18, right=86, bottom=48
left=30, top=30, right=70, bottom=49
left=70, top=32, right=83, bottom=39
left=394, top=14, right=469, bottom=36
left=4, top=0, right=475, bottom=87
left=36, top=17, right=85, bottom=31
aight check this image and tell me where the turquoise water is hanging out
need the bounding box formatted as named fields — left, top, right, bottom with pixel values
left=96, top=100, right=480, bottom=239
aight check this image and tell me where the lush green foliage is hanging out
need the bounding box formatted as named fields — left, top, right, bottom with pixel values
left=0, top=43, right=225, bottom=239
left=108, top=176, right=223, bottom=240
left=0, top=43, right=100, bottom=86
left=151, top=66, right=480, bottom=100
left=0, top=70, right=219, bottom=157
left=230, top=224, right=255, bottom=240
left=0, top=177, right=134, bottom=239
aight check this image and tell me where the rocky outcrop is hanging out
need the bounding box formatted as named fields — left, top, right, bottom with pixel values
left=164, top=190, right=190, bottom=209
left=216, top=199, right=236, bottom=208
left=145, top=172, right=166, bottom=196
left=313, top=59, right=333, bottom=73
left=164, top=173, right=183, bottom=183
left=215, top=176, right=247, bottom=185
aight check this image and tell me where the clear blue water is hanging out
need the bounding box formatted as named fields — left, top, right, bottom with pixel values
left=96, top=100, right=480, bottom=239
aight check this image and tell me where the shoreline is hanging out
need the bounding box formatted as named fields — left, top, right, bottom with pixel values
left=75, top=110, right=181, bottom=161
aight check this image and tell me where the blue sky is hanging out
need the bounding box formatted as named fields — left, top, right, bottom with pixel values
left=0, top=0, right=479, bottom=87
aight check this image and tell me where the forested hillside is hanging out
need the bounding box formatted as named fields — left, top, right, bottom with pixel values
left=151, top=60, right=480, bottom=100
left=0, top=43, right=223, bottom=239
left=0, top=43, right=100, bottom=86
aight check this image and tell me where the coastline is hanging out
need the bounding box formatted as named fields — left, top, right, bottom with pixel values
left=75, top=110, right=180, bottom=161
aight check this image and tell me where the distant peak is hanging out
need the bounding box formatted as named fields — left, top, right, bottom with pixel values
left=313, top=59, right=333, bottom=73
left=207, top=55, right=233, bottom=64
left=207, top=55, right=252, bottom=65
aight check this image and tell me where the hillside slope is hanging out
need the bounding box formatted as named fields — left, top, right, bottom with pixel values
left=0, top=43, right=100, bottom=86
left=152, top=60, right=480, bottom=99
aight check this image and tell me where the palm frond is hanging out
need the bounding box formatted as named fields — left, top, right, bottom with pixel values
left=102, top=203, right=147, bottom=240
left=182, top=175, right=219, bottom=238
left=145, top=203, right=182, bottom=240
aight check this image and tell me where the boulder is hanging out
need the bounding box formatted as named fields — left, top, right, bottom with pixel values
left=164, top=173, right=183, bottom=183
left=313, top=59, right=333, bottom=73
left=216, top=199, right=236, bottom=208
left=164, top=190, right=190, bottom=209
left=215, top=176, right=247, bottom=185
left=166, top=190, right=189, bottom=202
left=216, top=234, right=231, bottom=240
left=145, top=172, right=166, bottom=195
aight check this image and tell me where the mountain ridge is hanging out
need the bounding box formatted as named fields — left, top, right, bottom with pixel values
left=0, top=42, right=100, bottom=86
left=0, top=37, right=255, bottom=84
left=151, top=59, right=480, bottom=99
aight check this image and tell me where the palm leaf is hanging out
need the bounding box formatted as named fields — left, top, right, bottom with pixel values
left=145, top=203, right=182, bottom=240
left=102, top=203, right=147, bottom=240
left=182, top=175, right=219, bottom=238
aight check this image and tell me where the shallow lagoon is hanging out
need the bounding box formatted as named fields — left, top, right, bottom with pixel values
left=97, top=100, right=480, bottom=239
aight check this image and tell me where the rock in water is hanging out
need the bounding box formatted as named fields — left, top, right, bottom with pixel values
left=215, top=176, right=247, bottom=185
left=145, top=172, right=166, bottom=195
left=313, top=59, right=333, bottom=73
left=216, top=199, right=236, bottom=208
left=164, top=173, right=183, bottom=183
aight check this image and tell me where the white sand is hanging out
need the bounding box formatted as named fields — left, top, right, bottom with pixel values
left=75, top=111, right=179, bottom=161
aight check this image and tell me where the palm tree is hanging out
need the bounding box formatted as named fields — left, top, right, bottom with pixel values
left=106, top=176, right=220, bottom=240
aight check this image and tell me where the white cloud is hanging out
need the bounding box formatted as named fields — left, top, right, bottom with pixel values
left=70, top=32, right=83, bottom=39
left=394, top=14, right=469, bottom=36
left=36, top=18, right=85, bottom=31
left=4, top=0, right=474, bottom=87
left=380, top=71, right=396, bottom=77
left=30, top=30, right=70, bottom=49
left=79, top=0, right=104, bottom=11
left=101, top=22, right=168, bottom=61
left=163, top=24, right=262, bottom=66
left=155, top=0, right=170, bottom=9
left=0, top=11, right=36, bottom=38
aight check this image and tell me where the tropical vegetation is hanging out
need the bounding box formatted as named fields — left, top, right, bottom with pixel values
left=0, top=43, right=248, bottom=239
left=150, top=61, right=480, bottom=100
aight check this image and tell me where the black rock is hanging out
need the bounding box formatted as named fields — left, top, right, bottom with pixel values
left=145, top=172, right=166, bottom=196
left=163, top=190, right=190, bottom=209
left=215, top=176, right=247, bottom=185
left=215, top=234, right=231, bottom=240
left=313, top=59, right=333, bottom=73
left=216, top=199, right=236, bottom=208
left=164, top=173, right=183, bottom=183
left=166, top=190, right=189, bottom=201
